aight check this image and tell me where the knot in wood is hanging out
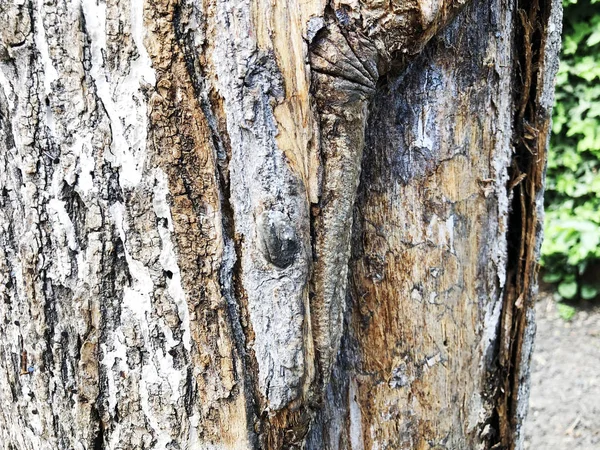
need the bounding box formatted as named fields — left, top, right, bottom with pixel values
left=258, top=210, right=300, bottom=269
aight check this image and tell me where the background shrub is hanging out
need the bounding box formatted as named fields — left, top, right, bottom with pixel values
left=542, top=0, right=600, bottom=301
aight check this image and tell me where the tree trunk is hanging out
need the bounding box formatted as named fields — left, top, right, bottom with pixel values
left=0, top=0, right=561, bottom=449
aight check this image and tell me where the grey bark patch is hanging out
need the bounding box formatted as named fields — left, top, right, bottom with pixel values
left=213, top=0, right=311, bottom=412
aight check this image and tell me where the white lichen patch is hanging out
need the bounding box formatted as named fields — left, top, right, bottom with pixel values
left=100, top=328, right=128, bottom=413
left=81, top=0, right=155, bottom=189
left=34, top=0, right=58, bottom=96
left=152, top=168, right=192, bottom=351
left=45, top=198, right=78, bottom=282
left=349, top=378, right=365, bottom=450
left=106, top=200, right=188, bottom=444
left=418, top=0, right=443, bottom=26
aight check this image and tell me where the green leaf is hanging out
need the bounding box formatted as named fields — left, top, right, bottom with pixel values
left=558, top=280, right=578, bottom=299
left=581, top=284, right=599, bottom=299
left=587, top=30, right=600, bottom=46
left=556, top=303, right=577, bottom=321
left=542, top=272, right=564, bottom=283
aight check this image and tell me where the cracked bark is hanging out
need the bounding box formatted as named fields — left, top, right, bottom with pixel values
left=0, top=0, right=561, bottom=449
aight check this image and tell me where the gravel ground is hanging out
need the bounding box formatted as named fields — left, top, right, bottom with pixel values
left=524, top=295, right=600, bottom=449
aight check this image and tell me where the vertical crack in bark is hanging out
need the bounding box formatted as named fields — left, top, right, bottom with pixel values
left=496, top=0, right=561, bottom=448
left=144, top=0, right=257, bottom=446
left=172, top=3, right=263, bottom=444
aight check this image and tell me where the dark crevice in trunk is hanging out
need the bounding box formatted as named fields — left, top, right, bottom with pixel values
left=494, top=0, right=556, bottom=448
left=220, top=196, right=262, bottom=450
left=172, top=1, right=229, bottom=169
left=216, top=140, right=262, bottom=449
left=61, top=181, right=88, bottom=250
left=95, top=222, right=127, bottom=433
left=92, top=405, right=105, bottom=450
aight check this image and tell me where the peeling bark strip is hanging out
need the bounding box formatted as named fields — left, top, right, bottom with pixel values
left=0, top=0, right=559, bottom=449
left=496, top=0, right=562, bottom=449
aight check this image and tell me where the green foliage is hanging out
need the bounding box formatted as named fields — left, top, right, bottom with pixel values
left=556, top=302, right=577, bottom=321
left=542, top=0, right=600, bottom=301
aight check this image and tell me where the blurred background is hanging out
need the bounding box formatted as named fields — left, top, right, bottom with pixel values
left=525, top=1, right=600, bottom=448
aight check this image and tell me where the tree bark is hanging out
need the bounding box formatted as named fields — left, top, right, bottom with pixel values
left=0, top=0, right=561, bottom=449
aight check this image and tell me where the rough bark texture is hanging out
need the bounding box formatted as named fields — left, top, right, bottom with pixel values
left=0, top=0, right=560, bottom=449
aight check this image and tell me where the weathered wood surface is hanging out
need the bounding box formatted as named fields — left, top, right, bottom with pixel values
left=0, top=0, right=560, bottom=449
